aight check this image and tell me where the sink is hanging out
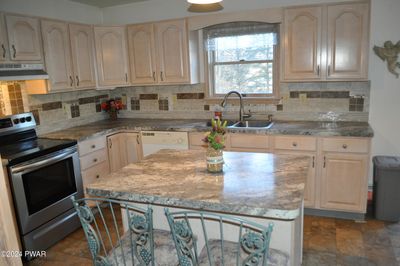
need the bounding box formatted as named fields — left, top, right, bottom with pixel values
left=228, top=120, right=274, bottom=128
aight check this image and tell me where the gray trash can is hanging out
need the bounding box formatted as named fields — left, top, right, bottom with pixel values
left=373, top=156, right=400, bottom=221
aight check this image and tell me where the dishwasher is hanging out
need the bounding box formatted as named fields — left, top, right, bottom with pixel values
left=140, top=131, right=189, bottom=157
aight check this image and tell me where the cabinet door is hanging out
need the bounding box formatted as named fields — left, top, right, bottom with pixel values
left=275, top=150, right=316, bottom=208
left=5, top=15, right=42, bottom=61
left=128, top=24, right=157, bottom=84
left=283, top=7, right=322, bottom=80
left=0, top=14, right=9, bottom=61
left=326, top=3, right=369, bottom=80
left=94, top=26, right=130, bottom=87
left=41, top=20, right=74, bottom=91
left=155, top=19, right=189, bottom=84
left=108, top=134, right=125, bottom=173
left=69, top=24, right=96, bottom=89
left=124, top=133, right=143, bottom=164
left=320, top=153, right=368, bottom=212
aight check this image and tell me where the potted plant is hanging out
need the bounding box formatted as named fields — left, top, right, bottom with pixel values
left=101, top=99, right=124, bottom=120
left=203, top=118, right=227, bottom=173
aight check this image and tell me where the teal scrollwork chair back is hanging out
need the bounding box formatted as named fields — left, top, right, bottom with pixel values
left=164, top=209, right=275, bottom=266
left=71, top=196, right=155, bottom=266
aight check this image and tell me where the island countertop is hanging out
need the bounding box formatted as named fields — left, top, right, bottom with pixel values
left=86, top=149, right=310, bottom=220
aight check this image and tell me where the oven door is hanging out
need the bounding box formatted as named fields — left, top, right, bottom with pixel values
left=9, top=146, right=83, bottom=235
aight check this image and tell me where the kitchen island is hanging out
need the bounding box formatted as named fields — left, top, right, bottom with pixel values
left=87, top=149, right=310, bottom=266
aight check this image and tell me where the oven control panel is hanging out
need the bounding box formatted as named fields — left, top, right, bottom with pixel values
left=0, top=112, right=36, bottom=134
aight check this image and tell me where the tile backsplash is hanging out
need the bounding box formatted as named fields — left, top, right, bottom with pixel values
left=0, top=80, right=370, bottom=134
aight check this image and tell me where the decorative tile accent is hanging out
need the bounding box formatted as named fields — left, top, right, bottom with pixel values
left=204, top=105, right=210, bottom=111
left=177, top=93, right=205, bottom=99
left=8, top=83, right=24, bottom=114
left=349, top=96, right=364, bottom=112
left=290, top=91, right=350, bottom=99
left=277, top=104, right=283, bottom=111
left=95, top=103, right=102, bottom=113
left=140, top=94, right=158, bottom=100
left=78, top=96, right=95, bottom=105
left=131, top=98, right=140, bottom=111
left=158, top=98, right=168, bottom=111
left=95, top=94, right=109, bottom=102
left=42, top=101, right=62, bottom=111
left=71, top=104, right=80, bottom=118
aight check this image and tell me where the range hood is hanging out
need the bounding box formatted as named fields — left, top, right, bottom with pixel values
left=0, top=63, right=49, bottom=81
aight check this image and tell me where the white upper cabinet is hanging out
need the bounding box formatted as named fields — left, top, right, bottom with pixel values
left=41, top=20, right=74, bottom=91
left=0, top=14, right=9, bottom=61
left=282, top=2, right=370, bottom=81
left=5, top=15, right=42, bottom=61
left=128, top=23, right=157, bottom=84
left=155, top=19, right=189, bottom=84
left=94, top=26, right=130, bottom=87
left=283, top=7, right=322, bottom=80
left=69, top=23, right=96, bottom=88
left=326, top=3, right=369, bottom=80
left=127, top=19, right=197, bottom=85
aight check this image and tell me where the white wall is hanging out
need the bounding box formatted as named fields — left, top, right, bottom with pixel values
left=102, top=0, right=353, bottom=25
left=368, top=0, right=400, bottom=157
left=0, top=0, right=102, bottom=24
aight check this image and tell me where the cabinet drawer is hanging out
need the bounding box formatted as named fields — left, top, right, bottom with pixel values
left=78, top=136, right=106, bottom=156
left=229, top=134, right=269, bottom=150
left=81, top=161, right=110, bottom=188
left=80, top=148, right=108, bottom=170
left=322, top=138, right=369, bottom=153
left=274, top=136, right=317, bottom=151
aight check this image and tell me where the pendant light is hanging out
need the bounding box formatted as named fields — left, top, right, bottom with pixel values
left=187, top=0, right=223, bottom=13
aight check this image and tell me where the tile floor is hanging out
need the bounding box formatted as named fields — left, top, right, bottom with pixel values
left=25, top=214, right=400, bottom=266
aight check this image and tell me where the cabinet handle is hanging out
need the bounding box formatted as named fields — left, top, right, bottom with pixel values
left=328, top=65, right=331, bottom=76
left=323, top=156, right=326, bottom=168
left=125, top=73, right=128, bottom=82
left=292, top=142, right=298, bottom=147
left=109, top=139, right=112, bottom=149
left=152, top=71, right=156, bottom=81
left=317, top=65, right=320, bottom=76
left=136, top=135, right=140, bottom=145
left=91, top=144, right=96, bottom=149
left=76, top=76, right=80, bottom=87
left=312, top=156, right=315, bottom=168
left=160, top=71, right=164, bottom=81
left=69, top=76, right=74, bottom=87
left=96, top=174, right=100, bottom=179
left=342, top=144, right=348, bottom=149
left=1, top=44, right=5, bottom=58
left=11, top=45, right=16, bottom=58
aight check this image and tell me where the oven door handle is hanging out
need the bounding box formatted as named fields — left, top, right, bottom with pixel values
left=10, top=148, right=77, bottom=174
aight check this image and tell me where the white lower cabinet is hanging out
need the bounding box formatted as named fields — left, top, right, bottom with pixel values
left=107, top=132, right=143, bottom=173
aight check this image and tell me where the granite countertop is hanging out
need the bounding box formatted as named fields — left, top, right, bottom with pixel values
left=86, top=149, right=310, bottom=220
left=42, top=118, right=374, bottom=141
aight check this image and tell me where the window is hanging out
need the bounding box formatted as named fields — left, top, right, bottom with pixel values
left=204, top=22, right=279, bottom=98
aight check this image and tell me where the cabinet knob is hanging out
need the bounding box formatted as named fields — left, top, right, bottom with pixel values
left=91, top=144, right=96, bottom=149
left=292, top=142, right=298, bottom=147
left=342, top=144, right=348, bottom=149
left=96, top=175, right=100, bottom=179
left=93, top=158, right=98, bottom=163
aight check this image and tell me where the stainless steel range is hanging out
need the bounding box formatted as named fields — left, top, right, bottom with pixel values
left=0, top=113, right=83, bottom=259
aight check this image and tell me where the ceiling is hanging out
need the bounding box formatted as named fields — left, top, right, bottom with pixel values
left=69, top=0, right=149, bottom=8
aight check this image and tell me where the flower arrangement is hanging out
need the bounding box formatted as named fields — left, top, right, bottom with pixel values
left=101, top=99, right=124, bottom=112
left=203, top=118, right=227, bottom=150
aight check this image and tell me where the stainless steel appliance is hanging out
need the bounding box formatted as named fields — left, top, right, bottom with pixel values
left=0, top=113, right=82, bottom=258
left=0, top=63, right=49, bottom=80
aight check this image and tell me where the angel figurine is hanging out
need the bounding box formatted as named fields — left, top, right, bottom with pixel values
left=373, top=40, right=400, bottom=78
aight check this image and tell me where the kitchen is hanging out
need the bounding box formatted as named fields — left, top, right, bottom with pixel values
left=0, top=0, right=399, bottom=265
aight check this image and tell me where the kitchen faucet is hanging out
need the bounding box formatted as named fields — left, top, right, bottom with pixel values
left=220, top=91, right=251, bottom=122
